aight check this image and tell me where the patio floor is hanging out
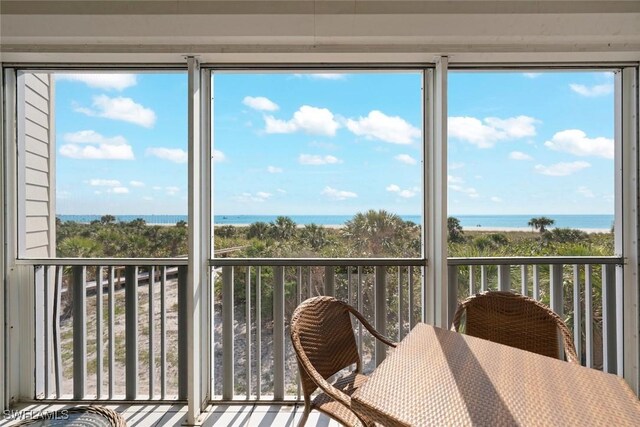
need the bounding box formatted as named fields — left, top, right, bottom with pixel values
left=1, top=403, right=341, bottom=426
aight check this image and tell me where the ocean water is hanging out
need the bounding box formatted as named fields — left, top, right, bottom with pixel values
left=57, top=214, right=615, bottom=230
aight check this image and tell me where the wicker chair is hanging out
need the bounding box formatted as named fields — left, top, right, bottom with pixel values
left=290, top=296, right=396, bottom=427
left=452, top=291, right=579, bottom=363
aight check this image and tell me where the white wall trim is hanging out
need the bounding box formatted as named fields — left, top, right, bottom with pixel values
left=620, top=67, right=640, bottom=393
left=426, top=57, right=449, bottom=328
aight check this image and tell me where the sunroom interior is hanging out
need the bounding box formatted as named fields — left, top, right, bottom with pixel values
left=1, top=1, right=640, bottom=426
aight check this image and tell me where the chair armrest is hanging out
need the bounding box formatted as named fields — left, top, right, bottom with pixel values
left=349, top=307, right=397, bottom=348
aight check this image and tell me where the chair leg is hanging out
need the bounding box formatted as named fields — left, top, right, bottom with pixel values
left=298, top=398, right=311, bottom=427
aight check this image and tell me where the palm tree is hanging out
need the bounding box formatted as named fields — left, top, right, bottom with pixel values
left=270, top=216, right=297, bottom=240
left=447, top=217, right=465, bottom=243
left=100, top=214, right=116, bottom=225
left=300, top=223, right=328, bottom=250
left=528, top=216, right=555, bottom=233
left=247, top=221, right=269, bottom=239
left=343, top=209, right=409, bottom=256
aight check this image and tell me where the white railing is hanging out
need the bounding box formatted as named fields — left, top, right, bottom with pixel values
left=28, top=255, right=622, bottom=403
left=32, top=259, right=188, bottom=401
left=210, top=258, right=425, bottom=401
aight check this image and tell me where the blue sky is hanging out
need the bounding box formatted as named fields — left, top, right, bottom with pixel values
left=52, top=70, right=614, bottom=216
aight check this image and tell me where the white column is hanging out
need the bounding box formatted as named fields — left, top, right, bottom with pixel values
left=425, top=58, right=449, bottom=328
left=618, top=67, right=639, bottom=393
left=0, top=65, right=6, bottom=411
left=186, top=57, right=210, bottom=425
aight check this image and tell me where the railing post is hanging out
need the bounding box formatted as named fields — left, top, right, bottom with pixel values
left=72, top=265, right=87, bottom=400
left=177, top=265, right=188, bottom=399
left=550, top=264, right=563, bottom=317
left=222, top=266, right=234, bottom=400
left=481, top=266, right=488, bottom=292
left=447, top=266, right=458, bottom=328
left=468, top=265, right=475, bottom=296
left=533, top=265, right=541, bottom=300
left=602, top=264, right=617, bottom=374
left=148, top=266, right=155, bottom=399
left=520, top=265, right=528, bottom=296
left=324, top=266, right=335, bottom=296
left=125, top=265, right=138, bottom=400
left=34, top=266, right=45, bottom=398
left=256, top=267, right=262, bottom=400
left=273, top=266, right=285, bottom=399
left=498, top=265, right=511, bottom=292
left=375, top=266, right=387, bottom=365
left=585, top=265, right=594, bottom=368
left=95, top=267, right=104, bottom=399
left=245, top=267, right=252, bottom=400
left=573, top=265, right=582, bottom=362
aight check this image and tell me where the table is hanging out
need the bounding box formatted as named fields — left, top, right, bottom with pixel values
left=351, top=323, right=640, bottom=426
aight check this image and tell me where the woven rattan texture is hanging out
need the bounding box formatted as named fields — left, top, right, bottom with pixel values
left=352, top=324, right=640, bottom=426
left=291, top=296, right=361, bottom=396
left=452, top=291, right=579, bottom=363
left=312, top=373, right=369, bottom=426
left=290, top=296, right=396, bottom=427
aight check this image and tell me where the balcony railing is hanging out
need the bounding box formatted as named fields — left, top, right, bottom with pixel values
left=31, top=259, right=188, bottom=401
left=27, top=255, right=622, bottom=403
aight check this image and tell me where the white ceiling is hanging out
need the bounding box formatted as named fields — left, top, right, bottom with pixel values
left=1, top=0, right=639, bottom=64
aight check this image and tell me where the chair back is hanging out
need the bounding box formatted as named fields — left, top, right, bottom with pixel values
left=290, top=296, right=361, bottom=396
left=453, top=291, right=578, bottom=363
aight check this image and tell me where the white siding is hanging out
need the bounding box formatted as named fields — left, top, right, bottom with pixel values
left=20, top=73, right=55, bottom=257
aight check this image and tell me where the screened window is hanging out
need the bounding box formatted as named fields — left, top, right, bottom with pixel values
left=212, top=71, right=424, bottom=258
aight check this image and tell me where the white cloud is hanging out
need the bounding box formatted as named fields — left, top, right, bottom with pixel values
left=110, top=187, right=129, bottom=194
left=449, top=162, right=465, bottom=170
left=523, top=73, right=542, bottom=79
left=60, top=130, right=134, bottom=160
left=256, top=192, right=272, bottom=199
left=509, top=151, right=533, bottom=161
left=152, top=186, right=162, bottom=191
left=277, top=188, right=287, bottom=194
left=321, top=186, right=357, bottom=201
left=165, top=186, right=180, bottom=196
left=265, top=105, right=340, bottom=136
left=129, top=180, right=145, bottom=187
left=490, top=196, right=503, bottom=203
left=146, top=147, right=188, bottom=163
left=242, top=96, right=279, bottom=111
left=76, top=95, right=156, bottom=127
left=143, top=196, right=154, bottom=201
left=577, top=186, right=595, bottom=198
left=346, top=110, right=420, bottom=144
left=56, top=73, right=137, bottom=91
left=534, top=161, right=591, bottom=176
left=299, top=154, right=342, bottom=165
left=267, top=166, right=283, bottom=173
left=213, top=149, right=226, bottom=162
left=570, top=83, right=613, bottom=97
left=386, top=184, right=419, bottom=198
left=89, top=179, right=120, bottom=187
left=234, top=192, right=272, bottom=203
left=448, top=115, right=538, bottom=148
left=449, top=184, right=479, bottom=198
left=394, top=154, right=417, bottom=165
left=544, top=129, right=613, bottom=159
left=448, top=175, right=464, bottom=184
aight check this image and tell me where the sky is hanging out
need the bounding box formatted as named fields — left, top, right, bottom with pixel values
left=51, top=69, right=614, bottom=216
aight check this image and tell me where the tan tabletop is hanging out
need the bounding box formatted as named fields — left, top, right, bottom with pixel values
left=351, top=323, right=640, bottom=426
